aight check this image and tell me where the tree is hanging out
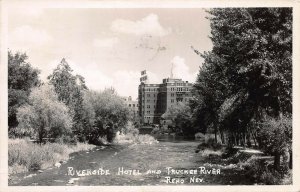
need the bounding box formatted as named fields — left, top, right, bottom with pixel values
left=190, top=60, right=229, bottom=142
left=16, top=85, right=72, bottom=143
left=162, top=102, right=195, bottom=136
left=47, top=59, right=87, bottom=141
left=8, top=51, right=40, bottom=128
left=192, top=8, right=292, bottom=169
left=257, top=115, right=292, bottom=170
left=82, top=89, right=130, bottom=144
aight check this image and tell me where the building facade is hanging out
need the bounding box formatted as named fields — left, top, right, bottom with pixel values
left=138, top=78, right=193, bottom=125
left=123, top=96, right=139, bottom=119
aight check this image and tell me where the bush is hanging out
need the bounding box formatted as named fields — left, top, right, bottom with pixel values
left=257, top=116, right=292, bottom=170
left=114, top=132, right=158, bottom=145
left=257, top=116, right=292, bottom=156
left=151, top=127, right=160, bottom=134
left=55, top=135, right=78, bottom=145
left=8, top=139, right=95, bottom=174
left=122, top=122, right=139, bottom=136
left=242, top=157, right=287, bottom=185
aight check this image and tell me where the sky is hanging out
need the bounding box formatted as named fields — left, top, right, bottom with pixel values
left=8, top=4, right=213, bottom=99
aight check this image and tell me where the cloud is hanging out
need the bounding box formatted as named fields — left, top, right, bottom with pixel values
left=112, top=71, right=140, bottom=99
left=42, top=59, right=161, bottom=99
left=171, top=56, right=197, bottom=83
left=9, top=25, right=53, bottom=50
left=111, top=70, right=160, bottom=99
left=93, top=37, right=119, bottom=48
left=145, top=71, right=160, bottom=84
left=111, top=13, right=171, bottom=36
left=44, top=59, right=113, bottom=91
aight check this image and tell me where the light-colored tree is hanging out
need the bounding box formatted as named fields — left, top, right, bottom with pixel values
left=17, top=85, right=72, bottom=143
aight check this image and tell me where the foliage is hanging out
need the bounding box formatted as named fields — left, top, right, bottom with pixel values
left=47, top=59, right=87, bottom=141
left=257, top=116, right=292, bottom=155
left=114, top=132, right=158, bottom=145
left=192, top=8, right=292, bottom=144
left=243, top=157, right=283, bottom=185
left=82, top=89, right=130, bottom=144
left=8, top=138, right=94, bottom=174
left=162, top=102, right=196, bottom=136
left=16, top=85, right=72, bottom=143
left=257, top=115, right=292, bottom=171
left=121, top=121, right=139, bottom=136
left=8, top=51, right=40, bottom=128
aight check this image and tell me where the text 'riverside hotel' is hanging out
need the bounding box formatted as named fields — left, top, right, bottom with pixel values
left=138, top=70, right=193, bottom=125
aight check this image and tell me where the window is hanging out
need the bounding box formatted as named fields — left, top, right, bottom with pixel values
left=133, top=104, right=135, bottom=107
left=171, top=99, right=174, bottom=103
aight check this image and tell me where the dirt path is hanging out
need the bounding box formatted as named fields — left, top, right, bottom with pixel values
left=9, top=141, right=252, bottom=186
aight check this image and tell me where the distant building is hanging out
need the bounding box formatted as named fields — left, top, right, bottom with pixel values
left=123, top=96, right=139, bottom=119
left=138, top=77, right=193, bottom=125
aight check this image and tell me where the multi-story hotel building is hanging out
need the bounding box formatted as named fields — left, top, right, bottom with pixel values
left=123, top=96, right=139, bottom=119
left=138, top=76, right=193, bottom=125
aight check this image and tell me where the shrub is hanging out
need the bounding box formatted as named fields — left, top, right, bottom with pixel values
left=242, top=157, right=286, bottom=185
left=114, top=132, right=158, bottom=145
left=257, top=116, right=292, bottom=170
left=8, top=139, right=94, bottom=174
left=55, top=134, right=78, bottom=145
left=151, top=127, right=160, bottom=134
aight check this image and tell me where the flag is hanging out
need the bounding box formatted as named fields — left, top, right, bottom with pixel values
left=141, top=70, right=146, bottom=76
left=140, top=75, right=148, bottom=82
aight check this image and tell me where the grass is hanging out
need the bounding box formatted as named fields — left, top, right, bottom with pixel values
left=8, top=138, right=95, bottom=175
left=196, top=143, right=292, bottom=185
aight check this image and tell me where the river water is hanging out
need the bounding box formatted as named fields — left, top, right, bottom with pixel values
left=9, top=134, right=251, bottom=186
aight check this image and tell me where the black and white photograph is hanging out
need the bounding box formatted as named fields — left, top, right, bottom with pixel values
left=0, top=0, right=299, bottom=190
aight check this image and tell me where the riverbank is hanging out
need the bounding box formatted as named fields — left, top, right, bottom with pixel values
left=9, top=136, right=292, bottom=186
left=8, top=138, right=96, bottom=175
left=9, top=139, right=256, bottom=186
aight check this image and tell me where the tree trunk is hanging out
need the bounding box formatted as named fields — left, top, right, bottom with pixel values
left=214, top=124, right=217, bottom=143
left=251, top=131, right=257, bottom=147
left=289, top=150, right=292, bottom=169
left=274, top=151, right=281, bottom=171
left=39, top=125, right=44, bottom=144
left=220, top=130, right=225, bottom=144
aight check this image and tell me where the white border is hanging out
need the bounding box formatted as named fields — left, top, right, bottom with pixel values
left=1, top=0, right=299, bottom=192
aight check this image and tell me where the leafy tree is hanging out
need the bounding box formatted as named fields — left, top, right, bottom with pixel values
left=209, top=8, right=290, bottom=115
left=16, top=85, right=72, bottom=143
left=257, top=115, right=292, bottom=170
left=162, top=102, right=195, bottom=136
left=192, top=8, right=292, bottom=143
left=82, top=89, right=130, bottom=144
left=47, top=59, right=87, bottom=141
left=8, top=51, right=40, bottom=128
left=190, top=60, right=229, bottom=142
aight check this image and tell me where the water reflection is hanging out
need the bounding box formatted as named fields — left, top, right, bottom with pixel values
left=154, top=134, right=196, bottom=143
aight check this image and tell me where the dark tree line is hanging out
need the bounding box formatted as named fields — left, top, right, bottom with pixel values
left=191, top=8, right=292, bottom=170
left=8, top=51, right=41, bottom=129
